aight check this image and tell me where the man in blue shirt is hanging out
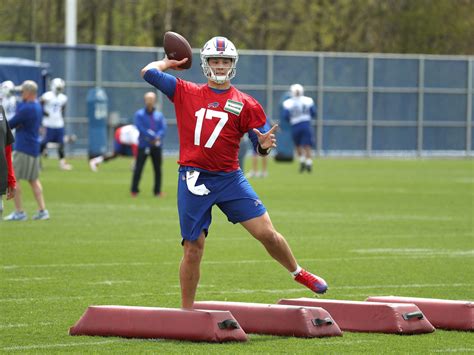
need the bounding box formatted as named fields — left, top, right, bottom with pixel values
left=4, top=80, right=49, bottom=221
left=131, top=92, right=167, bottom=197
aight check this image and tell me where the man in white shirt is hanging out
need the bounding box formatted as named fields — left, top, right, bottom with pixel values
left=40, top=77, right=72, bottom=170
left=282, top=84, right=316, bottom=173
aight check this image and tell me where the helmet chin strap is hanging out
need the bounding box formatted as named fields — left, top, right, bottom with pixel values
left=209, top=69, right=229, bottom=84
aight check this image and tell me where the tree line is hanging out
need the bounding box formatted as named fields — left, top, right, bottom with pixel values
left=1, top=0, right=473, bottom=55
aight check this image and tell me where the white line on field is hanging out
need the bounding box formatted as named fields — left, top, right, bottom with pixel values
left=0, top=322, right=55, bottom=329
left=2, top=252, right=472, bottom=270
left=6, top=277, right=54, bottom=282
left=352, top=248, right=474, bottom=256
left=87, top=280, right=132, bottom=286
left=0, top=283, right=470, bottom=303
left=432, top=349, right=474, bottom=353
left=2, top=340, right=122, bottom=351
left=0, top=323, right=28, bottom=329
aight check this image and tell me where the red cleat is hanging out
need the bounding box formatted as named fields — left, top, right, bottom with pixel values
left=294, top=269, right=328, bottom=294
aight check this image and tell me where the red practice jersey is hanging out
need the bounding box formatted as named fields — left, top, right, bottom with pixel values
left=172, top=79, right=266, bottom=172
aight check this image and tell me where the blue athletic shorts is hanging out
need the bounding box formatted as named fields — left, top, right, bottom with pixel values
left=291, top=121, right=314, bottom=147
left=177, top=167, right=267, bottom=243
left=113, top=140, right=133, bottom=156
left=42, top=127, right=65, bottom=144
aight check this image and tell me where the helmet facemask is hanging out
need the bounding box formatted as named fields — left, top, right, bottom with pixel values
left=202, top=58, right=237, bottom=84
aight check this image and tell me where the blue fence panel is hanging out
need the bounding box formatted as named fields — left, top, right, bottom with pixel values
left=0, top=44, right=35, bottom=60
left=232, top=54, right=267, bottom=85
left=373, top=127, right=417, bottom=150
left=42, top=46, right=96, bottom=81
left=424, top=60, right=468, bottom=89
left=323, top=92, right=366, bottom=120
left=102, top=49, right=156, bottom=83
left=472, top=94, right=474, bottom=120
left=423, top=127, right=466, bottom=150
left=424, top=93, right=467, bottom=121
left=105, top=87, right=153, bottom=121
left=374, top=58, right=418, bottom=88
left=324, top=57, right=367, bottom=87
left=66, top=85, right=93, bottom=118
left=163, top=123, right=179, bottom=151
left=323, top=126, right=366, bottom=150
left=373, top=93, right=418, bottom=121
left=273, top=55, right=318, bottom=86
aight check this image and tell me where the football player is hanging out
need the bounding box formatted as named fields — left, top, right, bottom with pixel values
left=282, top=84, right=316, bottom=173
left=40, top=77, right=72, bottom=170
left=89, top=124, right=139, bottom=172
left=1, top=80, right=17, bottom=120
left=141, top=36, right=328, bottom=308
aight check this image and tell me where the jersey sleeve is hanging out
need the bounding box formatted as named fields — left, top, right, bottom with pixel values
left=8, top=105, right=28, bottom=129
left=143, top=68, right=177, bottom=100
left=172, top=78, right=201, bottom=104
left=241, top=100, right=267, bottom=133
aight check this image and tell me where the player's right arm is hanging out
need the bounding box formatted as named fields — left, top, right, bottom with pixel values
left=140, top=58, right=188, bottom=100
left=8, top=105, right=28, bottom=129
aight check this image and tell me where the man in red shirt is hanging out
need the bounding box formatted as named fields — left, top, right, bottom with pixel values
left=0, top=104, right=16, bottom=220
left=141, top=36, right=328, bottom=308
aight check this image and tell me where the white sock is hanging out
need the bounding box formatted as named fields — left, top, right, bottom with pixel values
left=94, top=156, right=104, bottom=164
left=299, top=156, right=305, bottom=163
left=291, top=265, right=302, bottom=277
left=306, top=158, right=312, bottom=166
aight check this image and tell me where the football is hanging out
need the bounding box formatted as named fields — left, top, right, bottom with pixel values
left=163, top=31, right=193, bottom=69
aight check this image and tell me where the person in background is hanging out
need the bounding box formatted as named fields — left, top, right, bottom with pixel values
left=89, top=124, right=139, bottom=172
left=1, top=80, right=17, bottom=121
left=131, top=92, right=167, bottom=197
left=246, top=120, right=272, bottom=178
left=40, top=77, right=73, bottom=171
left=0, top=104, right=16, bottom=220
left=4, top=80, right=49, bottom=221
left=282, top=84, right=316, bottom=173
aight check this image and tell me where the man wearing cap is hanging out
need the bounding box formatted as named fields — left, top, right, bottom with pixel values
left=4, top=80, right=49, bottom=221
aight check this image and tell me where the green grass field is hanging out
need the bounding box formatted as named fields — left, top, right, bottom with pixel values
left=1, top=156, right=473, bottom=353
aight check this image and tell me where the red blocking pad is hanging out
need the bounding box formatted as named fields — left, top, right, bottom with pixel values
left=278, top=298, right=435, bottom=334
left=69, top=305, right=248, bottom=342
left=193, top=301, right=342, bottom=337
left=366, top=296, right=473, bottom=331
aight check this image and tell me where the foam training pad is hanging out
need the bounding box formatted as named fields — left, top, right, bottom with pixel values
left=278, top=298, right=435, bottom=334
left=69, top=305, right=248, bottom=342
left=366, top=296, right=473, bottom=331
left=194, top=301, right=342, bottom=337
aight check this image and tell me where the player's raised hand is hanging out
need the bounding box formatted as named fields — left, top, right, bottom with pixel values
left=164, top=57, right=189, bottom=71
left=253, top=124, right=278, bottom=150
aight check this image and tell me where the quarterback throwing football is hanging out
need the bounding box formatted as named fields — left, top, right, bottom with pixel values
left=141, top=36, right=328, bottom=308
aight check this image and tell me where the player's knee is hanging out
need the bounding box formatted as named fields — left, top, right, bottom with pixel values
left=183, top=240, right=204, bottom=263
left=255, top=227, right=278, bottom=245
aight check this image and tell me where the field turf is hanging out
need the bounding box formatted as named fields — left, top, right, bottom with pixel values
left=1, top=156, right=473, bottom=353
